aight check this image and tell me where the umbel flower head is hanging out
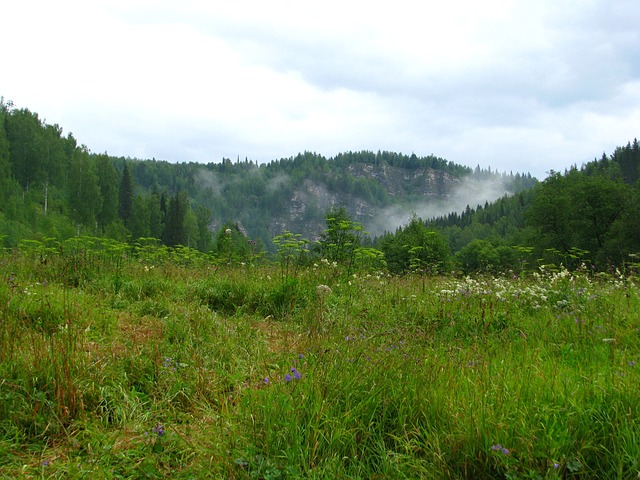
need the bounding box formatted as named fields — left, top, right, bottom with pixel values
left=316, top=284, right=332, bottom=296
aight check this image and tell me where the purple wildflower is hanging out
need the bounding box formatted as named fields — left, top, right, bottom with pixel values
left=263, top=377, right=269, bottom=384
left=292, top=368, right=302, bottom=380
left=284, top=374, right=293, bottom=382
left=553, top=462, right=560, bottom=469
left=629, top=361, right=636, bottom=367
left=152, top=425, right=165, bottom=437
left=298, top=353, right=305, bottom=359
left=490, top=444, right=510, bottom=454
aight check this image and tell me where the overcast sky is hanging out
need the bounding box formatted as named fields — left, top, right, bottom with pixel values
left=3, top=0, right=639, bottom=179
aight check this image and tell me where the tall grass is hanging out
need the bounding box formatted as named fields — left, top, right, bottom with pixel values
left=0, top=242, right=638, bottom=478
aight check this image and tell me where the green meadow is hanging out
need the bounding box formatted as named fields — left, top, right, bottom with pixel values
left=1, top=239, right=639, bottom=479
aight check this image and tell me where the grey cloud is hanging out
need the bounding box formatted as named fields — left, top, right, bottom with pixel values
left=7, top=0, right=639, bottom=182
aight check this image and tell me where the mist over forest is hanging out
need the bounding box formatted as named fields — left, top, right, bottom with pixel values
left=368, top=174, right=513, bottom=237
left=1, top=98, right=639, bottom=272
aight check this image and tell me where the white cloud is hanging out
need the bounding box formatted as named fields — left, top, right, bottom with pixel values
left=2, top=0, right=640, bottom=179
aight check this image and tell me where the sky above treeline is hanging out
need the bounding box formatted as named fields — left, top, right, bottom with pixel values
left=3, top=0, right=640, bottom=179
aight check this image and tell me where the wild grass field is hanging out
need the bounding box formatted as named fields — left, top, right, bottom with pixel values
left=1, top=238, right=639, bottom=479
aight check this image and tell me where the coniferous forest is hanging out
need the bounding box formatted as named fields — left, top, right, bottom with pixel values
left=2, top=98, right=639, bottom=272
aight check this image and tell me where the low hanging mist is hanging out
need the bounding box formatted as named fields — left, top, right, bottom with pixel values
left=366, top=175, right=512, bottom=237
left=188, top=153, right=532, bottom=248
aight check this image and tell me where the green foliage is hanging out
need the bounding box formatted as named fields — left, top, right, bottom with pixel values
left=213, top=222, right=259, bottom=265
left=272, top=230, right=309, bottom=282
left=162, top=191, right=188, bottom=247
left=194, top=278, right=256, bottom=315
left=68, top=147, right=102, bottom=228
left=1, top=244, right=640, bottom=477
left=353, top=246, right=386, bottom=272
left=0, top=103, right=215, bottom=252
left=95, top=154, right=119, bottom=230
left=379, top=216, right=451, bottom=274
left=0, top=101, right=11, bottom=185
left=526, top=170, right=634, bottom=267
left=316, top=206, right=365, bottom=270
left=193, top=274, right=310, bottom=320
left=457, top=239, right=521, bottom=273
left=193, top=205, right=212, bottom=252
left=5, top=107, right=48, bottom=188
left=3, top=99, right=640, bottom=274
left=428, top=147, right=640, bottom=272
left=127, top=194, right=150, bottom=240
left=610, top=139, right=640, bottom=184
left=118, top=162, right=134, bottom=225
left=147, top=190, right=164, bottom=240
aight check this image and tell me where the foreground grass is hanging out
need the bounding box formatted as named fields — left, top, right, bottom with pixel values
left=1, top=248, right=639, bottom=478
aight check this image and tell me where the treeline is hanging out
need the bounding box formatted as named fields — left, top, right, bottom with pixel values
left=119, top=150, right=535, bottom=248
left=423, top=141, right=640, bottom=271
left=1, top=98, right=533, bottom=254
left=0, top=100, right=211, bottom=250
left=3, top=98, right=637, bottom=274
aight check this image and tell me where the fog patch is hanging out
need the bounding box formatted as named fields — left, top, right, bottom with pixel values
left=367, top=175, right=512, bottom=237
left=446, top=175, right=512, bottom=216
left=266, top=173, right=291, bottom=193
left=195, top=168, right=223, bottom=197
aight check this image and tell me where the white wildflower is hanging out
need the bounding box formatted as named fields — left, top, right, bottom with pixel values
left=316, top=284, right=332, bottom=296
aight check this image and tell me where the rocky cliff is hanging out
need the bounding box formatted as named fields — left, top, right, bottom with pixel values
left=270, top=164, right=464, bottom=239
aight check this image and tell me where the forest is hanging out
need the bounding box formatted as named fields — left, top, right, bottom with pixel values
left=1, top=97, right=639, bottom=273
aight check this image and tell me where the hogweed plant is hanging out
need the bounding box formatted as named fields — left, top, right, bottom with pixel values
left=272, top=231, right=309, bottom=284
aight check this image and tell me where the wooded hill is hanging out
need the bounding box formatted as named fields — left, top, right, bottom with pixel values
left=1, top=98, right=638, bottom=272
left=0, top=99, right=532, bottom=247
left=425, top=140, right=640, bottom=271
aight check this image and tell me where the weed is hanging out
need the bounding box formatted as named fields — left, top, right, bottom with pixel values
left=0, top=247, right=638, bottom=477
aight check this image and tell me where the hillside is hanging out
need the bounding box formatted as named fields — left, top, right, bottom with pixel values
left=4, top=98, right=638, bottom=271
left=425, top=140, right=640, bottom=270
left=120, top=151, right=536, bottom=248
left=0, top=97, right=537, bottom=251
